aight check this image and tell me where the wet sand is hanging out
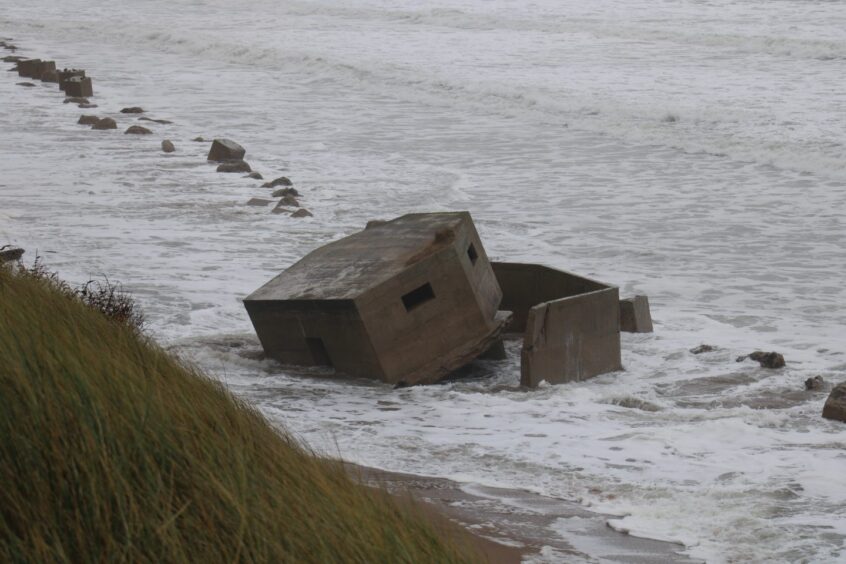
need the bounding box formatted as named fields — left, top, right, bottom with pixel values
left=349, top=464, right=700, bottom=563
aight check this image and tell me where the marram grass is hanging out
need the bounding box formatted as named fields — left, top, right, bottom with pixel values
left=0, top=267, right=480, bottom=563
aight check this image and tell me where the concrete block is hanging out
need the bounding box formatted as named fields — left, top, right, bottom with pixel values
left=58, top=69, right=85, bottom=92
left=619, top=295, right=653, bottom=333
left=16, top=59, right=41, bottom=78
left=64, top=76, right=93, bottom=98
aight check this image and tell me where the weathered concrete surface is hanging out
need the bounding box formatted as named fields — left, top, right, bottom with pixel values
left=245, top=212, right=504, bottom=385
left=58, top=69, right=85, bottom=92
left=492, top=262, right=622, bottom=387
left=207, top=138, right=245, bottom=162
left=822, top=382, right=846, bottom=422
left=65, top=76, right=93, bottom=98
left=16, top=59, right=41, bottom=78
left=620, top=295, right=654, bottom=333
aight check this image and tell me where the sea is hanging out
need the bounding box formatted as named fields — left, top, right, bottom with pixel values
left=1, top=0, right=845, bottom=561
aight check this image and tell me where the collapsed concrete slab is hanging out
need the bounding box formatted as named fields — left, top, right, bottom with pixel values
left=492, top=262, right=622, bottom=387
left=245, top=212, right=507, bottom=386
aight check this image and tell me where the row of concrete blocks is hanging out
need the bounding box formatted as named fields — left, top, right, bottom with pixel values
left=16, top=58, right=93, bottom=97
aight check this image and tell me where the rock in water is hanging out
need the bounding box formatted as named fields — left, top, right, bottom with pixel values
left=91, top=117, right=117, bottom=130
left=216, top=160, right=251, bottom=173
left=822, top=382, right=846, bottom=422
left=207, top=138, right=245, bottom=162
left=125, top=125, right=153, bottom=135
left=272, top=187, right=299, bottom=198
left=262, top=176, right=292, bottom=188
left=246, top=172, right=263, bottom=180
left=278, top=195, right=299, bottom=207
left=690, top=344, right=717, bottom=355
left=64, top=97, right=89, bottom=104
left=192, top=136, right=205, bottom=142
left=748, top=351, right=786, bottom=369
left=77, top=115, right=100, bottom=125
left=138, top=117, right=173, bottom=124
left=16, top=82, right=35, bottom=87
left=291, top=208, right=313, bottom=218
left=161, top=140, right=175, bottom=153
left=120, top=107, right=144, bottom=114
left=805, top=375, right=825, bottom=391
left=246, top=198, right=272, bottom=206
left=0, top=246, right=25, bottom=263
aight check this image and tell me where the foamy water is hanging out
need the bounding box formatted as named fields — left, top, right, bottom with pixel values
left=2, top=0, right=845, bottom=561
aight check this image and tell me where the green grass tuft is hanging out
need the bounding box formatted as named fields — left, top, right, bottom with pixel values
left=0, top=267, right=479, bottom=563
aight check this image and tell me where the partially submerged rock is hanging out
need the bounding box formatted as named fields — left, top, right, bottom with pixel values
left=0, top=246, right=24, bottom=263
left=192, top=136, right=205, bottom=142
left=822, top=382, right=846, bottom=422
left=139, top=117, right=173, bottom=125
left=64, top=96, right=89, bottom=105
left=216, top=160, right=251, bottom=173
left=737, top=351, right=786, bottom=369
left=91, top=117, right=117, bottom=130
left=77, top=114, right=100, bottom=125
left=120, top=107, right=144, bottom=114
left=690, top=344, right=717, bottom=355
left=278, top=195, right=299, bottom=207
left=262, top=176, right=292, bottom=188
left=16, top=82, right=35, bottom=87
left=78, top=103, right=98, bottom=109
left=291, top=209, right=313, bottom=218
left=161, top=140, right=175, bottom=153
left=125, top=125, right=153, bottom=135
left=246, top=172, right=263, bottom=180
left=805, top=375, right=825, bottom=391
left=207, top=138, right=245, bottom=162
left=246, top=198, right=273, bottom=207
left=272, top=187, right=299, bottom=198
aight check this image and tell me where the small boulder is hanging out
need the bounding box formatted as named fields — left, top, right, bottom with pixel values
left=161, top=140, right=176, bottom=153
left=64, top=96, right=89, bottom=104
left=291, top=208, right=313, bottom=218
left=77, top=114, right=100, bottom=125
left=278, top=195, right=299, bottom=207
left=749, top=351, right=786, bottom=369
left=805, top=376, right=825, bottom=391
left=0, top=246, right=24, bottom=263
left=272, top=187, right=299, bottom=198
left=207, top=138, right=245, bottom=162
left=822, top=382, right=846, bottom=422
left=216, top=160, right=251, bottom=173
left=91, top=117, right=117, bottom=130
left=690, top=345, right=717, bottom=355
left=271, top=204, right=290, bottom=215
left=16, top=81, right=35, bottom=87
left=262, top=176, right=292, bottom=188
left=125, top=125, right=152, bottom=135
left=78, top=103, right=98, bottom=109
left=246, top=198, right=273, bottom=207
left=246, top=171, right=263, bottom=180
left=120, top=107, right=144, bottom=114
left=192, top=136, right=205, bottom=142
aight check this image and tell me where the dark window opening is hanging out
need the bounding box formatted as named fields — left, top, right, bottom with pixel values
left=467, top=243, right=478, bottom=265
left=306, top=337, right=333, bottom=366
left=402, top=282, right=435, bottom=312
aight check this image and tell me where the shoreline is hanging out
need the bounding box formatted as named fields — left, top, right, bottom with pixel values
left=349, top=463, right=700, bottom=563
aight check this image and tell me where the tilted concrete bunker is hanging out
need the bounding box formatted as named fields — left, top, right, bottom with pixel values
left=491, top=262, right=623, bottom=387
left=244, top=212, right=508, bottom=386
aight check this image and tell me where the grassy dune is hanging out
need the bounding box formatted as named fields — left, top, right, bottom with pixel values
left=0, top=267, right=478, bottom=563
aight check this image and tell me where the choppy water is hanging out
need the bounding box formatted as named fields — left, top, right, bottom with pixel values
left=2, top=0, right=845, bottom=561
